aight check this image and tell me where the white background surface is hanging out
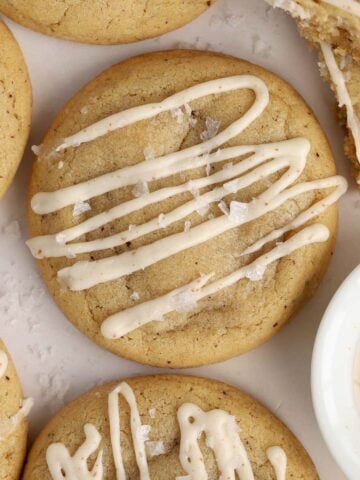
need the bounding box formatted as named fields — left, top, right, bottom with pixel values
left=0, top=0, right=357, bottom=478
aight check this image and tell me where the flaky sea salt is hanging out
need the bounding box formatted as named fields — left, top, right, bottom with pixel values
left=171, top=107, right=184, bottom=124
left=3, top=220, right=21, bottom=238
left=188, top=180, right=200, bottom=198
left=200, top=117, right=220, bottom=141
left=144, top=146, right=155, bottom=161
left=132, top=180, right=149, bottom=198
left=31, top=145, right=41, bottom=155
left=228, top=201, right=249, bottom=223
left=158, top=213, right=167, bottom=228
left=218, top=200, right=230, bottom=216
left=137, top=424, right=151, bottom=443
left=73, top=201, right=91, bottom=217
left=149, top=408, right=157, bottom=418
left=170, top=287, right=198, bottom=313
left=196, top=202, right=210, bottom=217
left=58, top=161, right=64, bottom=169
left=146, top=440, right=166, bottom=457
left=130, top=291, right=140, bottom=301
left=245, top=264, right=266, bottom=281
left=184, top=220, right=192, bottom=232
left=80, top=106, right=89, bottom=115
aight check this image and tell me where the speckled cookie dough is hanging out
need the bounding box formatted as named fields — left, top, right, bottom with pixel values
left=0, top=19, right=31, bottom=198
left=0, top=339, right=32, bottom=480
left=27, top=50, right=343, bottom=368
left=0, top=0, right=216, bottom=44
left=23, top=374, right=319, bottom=479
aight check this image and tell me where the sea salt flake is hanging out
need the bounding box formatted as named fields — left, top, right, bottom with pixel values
left=218, top=200, right=230, bottom=216
left=3, top=220, right=21, bottom=238
left=80, top=106, right=89, bottom=115
left=200, top=117, right=220, bottom=141
left=137, top=424, right=151, bottom=443
left=144, top=146, right=155, bottom=161
left=196, top=201, right=210, bottom=217
left=149, top=408, right=157, bottom=418
left=184, top=103, right=192, bottom=116
left=205, top=162, right=211, bottom=176
left=184, top=220, right=192, bottom=232
left=170, top=287, right=198, bottom=313
left=31, top=145, right=41, bottom=155
left=130, top=291, right=140, bottom=301
left=171, top=107, right=184, bottom=124
left=73, top=201, right=91, bottom=217
left=146, top=440, right=165, bottom=457
left=228, top=201, right=248, bottom=223
left=132, top=180, right=149, bottom=198
left=58, top=161, right=64, bottom=169
left=128, top=224, right=135, bottom=232
left=188, top=180, right=200, bottom=198
left=158, top=213, right=167, bottom=228
left=245, top=264, right=266, bottom=281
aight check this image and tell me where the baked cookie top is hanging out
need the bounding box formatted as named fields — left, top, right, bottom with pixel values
left=0, top=339, right=33, bottom=479
left=23, top=374, right=319, bottom=479
left=27, top=50, right=346, bottom=368
left=0, top=0, right=215, bottom=45
left=0, top=19, right=31, bottom=198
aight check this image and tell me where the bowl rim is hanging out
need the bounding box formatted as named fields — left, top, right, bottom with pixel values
left=312, top=264, right=360, bottom=480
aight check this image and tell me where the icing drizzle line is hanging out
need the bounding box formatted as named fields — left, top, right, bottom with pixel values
left=0, top=349, right=34, bottom=441
left=46, top=382, right=287, bottom=480
left=27, top=75, right=347, bottom=338
left=320, top=42, right=360, bottom=171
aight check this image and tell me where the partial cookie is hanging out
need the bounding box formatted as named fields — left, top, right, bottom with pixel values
left=27, top=50, right=346, bottom=368
left=0, top=339, right=33, bottom=480
left=265, top=1, right=360, bottom=183
left=0, top=19, right=31, bottom=198
left=23, top=374, right=319, bottom=479
left=0, top=0, right=215, bottom=44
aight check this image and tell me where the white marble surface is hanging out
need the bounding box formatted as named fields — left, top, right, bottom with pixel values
left=0, top=0, right=356, bottom=478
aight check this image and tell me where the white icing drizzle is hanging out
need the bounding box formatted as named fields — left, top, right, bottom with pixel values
left=177, top=403, right=287, bottom=480
left=46, top=424, right=104, bottom=480
left=321, top=42, right=360, bottom=170
left=46, top=382, right=287, bottom=480
left=267, top=446, right=287, bottom=480
left=322, top=0, right=360, bottom=17
left=0, top=350, right=8, bottom=379
left=0, top=397, right=34, bottom=441
left=108, top=382, right=150, bottom=480
left=28, top=75, right=347, bottom=337
left=0, top=348, right=34, bottom=442
left=102, top=224, right=331, bottom=338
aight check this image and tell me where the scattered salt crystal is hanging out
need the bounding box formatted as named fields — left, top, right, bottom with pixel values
left=132, top=180, right=149, bottom=198
left=228, top=201, right=248, bottom=223
left=189, top=116, right=198, bottom=127
left=130, top=291, right=140, bottom=301
left=196, top=202, right=210, bottom=217
left=80, top=106, right=89, bottom=115
left=58, top=161, right=64, bottom=169
left=318, top=61, right=327, bottom=77
left=200, top=117, right=220, bottom=141
left=205, top=162, right=211, bottom=176
left=31, top=145, right=41, bottom=155
left=184, top=220, right=192, bottom=232
left=170, top=287, right=198, bottom=313
left=218, top=200, right=230, bottom=216
left=245, top=264, right=266, bottom=281
left=146, top=440, right=165, bottom=457
left=144, top=146, right=155, bottom=161
left=184, top=103, right=192, bottom=116
left=55, top=233, right=67, bottom=245
left=158, top=213, right=167, bottom=228
left=128, top=224, right=135, bottom=232
left=171, top=107, right=184, bottom=124
left=3, top=220, right=21, bottom=238
left=137, top=424, right=151, bottom=443
left=73, top=201, right=91, bottom=217
left=149, top=408, right=157, bottom=418
left=188, top=180, right=199, bottom=198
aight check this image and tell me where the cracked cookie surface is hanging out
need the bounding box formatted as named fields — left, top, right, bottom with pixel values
left=0, top=19, right=31, bottom=198
left=0, top=0, right=215, bottom=44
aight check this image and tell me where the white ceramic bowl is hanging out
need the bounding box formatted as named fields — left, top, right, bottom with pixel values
left=312, top=265, right=360, bottom=480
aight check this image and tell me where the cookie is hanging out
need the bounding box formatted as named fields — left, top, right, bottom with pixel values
left=26, top=50, right=346, bottom=368
left=0, top=339, right=33, bottom=480
left=265, top=1, right=360, bottom=183
left=0, top=19, right=31, bottom=198
left=23, top=374, right=319, bottom=479
left=0, top=0, right=215, bottom=45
